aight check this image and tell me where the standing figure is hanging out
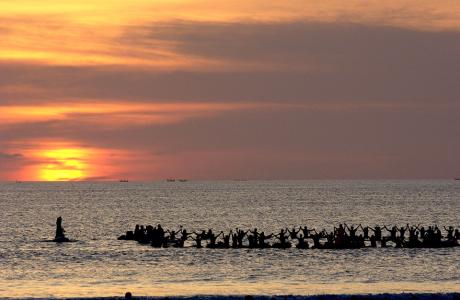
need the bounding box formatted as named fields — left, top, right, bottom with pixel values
left=54, top=216, right=69, bottom=242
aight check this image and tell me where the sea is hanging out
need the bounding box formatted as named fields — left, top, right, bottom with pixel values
left=0, top=180, right=459, bottom=299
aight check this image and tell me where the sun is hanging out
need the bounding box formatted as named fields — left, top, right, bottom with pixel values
left=38, top=148, right=88, bottom=181
left=12, top=141, right=127, bottom=181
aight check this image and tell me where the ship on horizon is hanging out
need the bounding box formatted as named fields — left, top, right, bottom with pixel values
left=166, top=178, right=188, bottom=182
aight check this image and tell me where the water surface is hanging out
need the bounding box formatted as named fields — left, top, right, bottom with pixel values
left=0, top=180, right=459, bottom=298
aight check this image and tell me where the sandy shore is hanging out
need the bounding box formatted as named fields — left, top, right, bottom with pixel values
left=9, top=293, right=459, bottom=300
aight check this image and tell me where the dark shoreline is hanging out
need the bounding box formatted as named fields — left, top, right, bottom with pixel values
left=5, top=293, right=460, bottom=300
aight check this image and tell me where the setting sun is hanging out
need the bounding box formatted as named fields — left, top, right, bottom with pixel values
left=38, top=148, right=88, bottom=181
left=3, top=140, right=138, bottom=182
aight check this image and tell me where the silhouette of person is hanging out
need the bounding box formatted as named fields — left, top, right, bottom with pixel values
left=288, top=226, right=299, bottom=239
left=444, top=226, right=454, bottom=240
left=55, top=216, right=66, bottom=240
left=358, top=224, right=369, bottom=239
left=191, top=232, right=203, bottom=248
left=296, top=234, right=309, bottom=249
left=369, top=225, right=382, bottom=241
left=258, top=231, right=271, bottom=248
left=301, top=226, right=311, bottom=238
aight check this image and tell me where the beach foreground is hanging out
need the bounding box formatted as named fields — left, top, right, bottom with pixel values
left=9, top=293, right=460, bottom=300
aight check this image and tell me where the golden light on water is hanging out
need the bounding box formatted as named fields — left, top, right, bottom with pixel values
left=37, top=148, right=88, bottom=181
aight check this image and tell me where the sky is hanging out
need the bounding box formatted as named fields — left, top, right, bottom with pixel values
left=0, top=0, right=459, bottom=181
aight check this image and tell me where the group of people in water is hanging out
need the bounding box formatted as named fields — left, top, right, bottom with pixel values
left=117, top=223, right=460, bottom=249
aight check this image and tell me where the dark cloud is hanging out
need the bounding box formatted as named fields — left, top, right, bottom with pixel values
left=1, top=21, right=459, bottom=105
left=0, top=152, right=23, bottom=159
left=0, top=152, right=25, bottom=175
left=136, top=20, right=460, bottom=103
left=0, top=65, right=457, bottom=106
left=143, top=21, right=459, bottom=65
left=0, top=104, right=458, bottom=179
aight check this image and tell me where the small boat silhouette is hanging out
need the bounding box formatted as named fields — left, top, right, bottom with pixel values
left=119, top=179, right=129, bottom=182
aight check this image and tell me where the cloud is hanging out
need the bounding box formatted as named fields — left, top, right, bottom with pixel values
left=1, top=102, right=459, bottom=179
left=1, top=21, right=459, bottom=107
left=0, top=152, right=26, bottom=177
left=1, top=19, right=459, bottom=180
left=0, top=152, right=23, bottom=159
left=0, top=101, right=269, bottom=127
left=1, top=1, right=459, bottom=68
left=138, top=20, right=460, bottom=80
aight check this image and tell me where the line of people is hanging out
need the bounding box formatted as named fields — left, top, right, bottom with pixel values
left=118, top=224, right=460, bottom=249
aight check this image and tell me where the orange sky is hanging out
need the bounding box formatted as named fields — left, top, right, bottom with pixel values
left=0, top=1, right=459, bottom=181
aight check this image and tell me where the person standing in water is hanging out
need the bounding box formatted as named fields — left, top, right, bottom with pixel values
left=54, top=216, right=69, bottom=242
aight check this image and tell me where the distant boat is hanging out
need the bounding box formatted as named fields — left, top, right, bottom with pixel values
left=119, top=179, right=129, bottom=182
left=455, top=178, right=460, bottom=181
left=166, top=178, right=187, bottom=182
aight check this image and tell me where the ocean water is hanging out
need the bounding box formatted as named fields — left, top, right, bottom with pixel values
left=0, top=180, right=459, bottom=298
